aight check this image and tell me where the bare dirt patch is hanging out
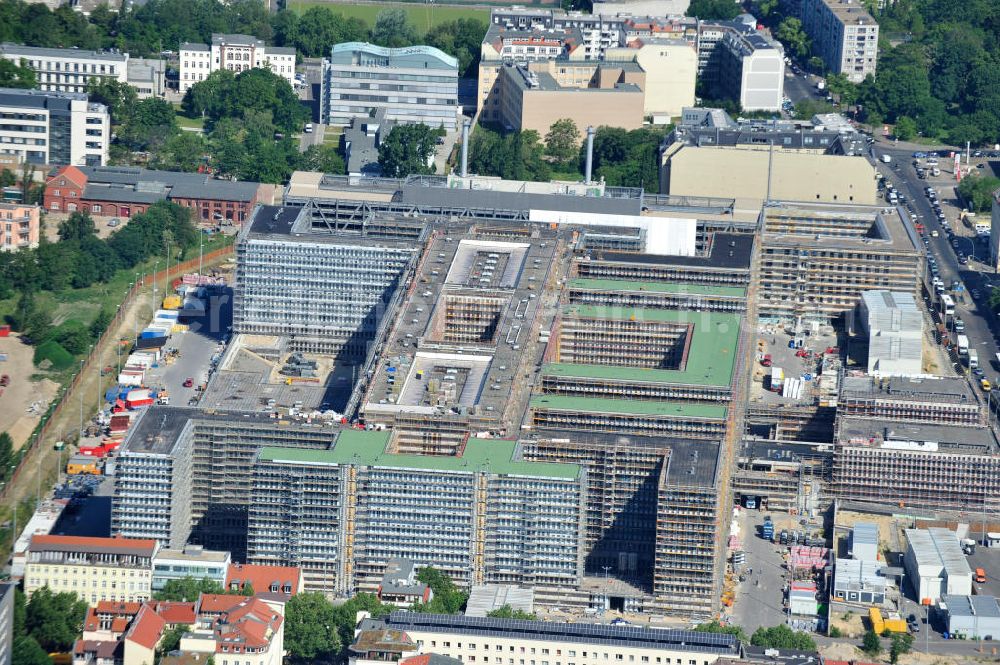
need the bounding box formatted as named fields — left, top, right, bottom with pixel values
left=0, top=334, right=60, bottom=450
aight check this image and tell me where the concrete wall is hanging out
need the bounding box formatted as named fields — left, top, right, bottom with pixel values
left=663, top=145, right=877, bottom=204
left=606, top=41, right=697, bottom=116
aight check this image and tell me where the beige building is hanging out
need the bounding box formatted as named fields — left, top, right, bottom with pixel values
left=352, top=613, right=740, bottom=665
left=801, top=0, right=879, bottom=83
left=0, top=202, right=40, bottom=251
left=25, top=535, right=157, bottom=606
left=497, top=60, right=645, bottom=135
left=606, top=38, right=696, bottom=117
left=477, top=24, right=585, bottom=123
left=662, top=144, right=877, bottom=205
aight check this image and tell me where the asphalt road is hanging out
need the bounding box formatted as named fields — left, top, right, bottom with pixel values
left=873, top=142, right=1000, bottom=415
left=783, top=69, right=822, bottom=105
left=730, top=511, right=790, bottom=633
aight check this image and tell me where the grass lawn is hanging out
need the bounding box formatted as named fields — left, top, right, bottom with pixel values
left=286, top=1, right=489, bottom=31
left=176, top=114, right=206, bottom=131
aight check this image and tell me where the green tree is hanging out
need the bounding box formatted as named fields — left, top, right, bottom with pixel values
left=750, top=625, right=817, bottom=651
left=0, top=58, right=37, bottom=88
left=694, top=620, right=748, bottom=643
left=424, top=18, right=489, bottom=77
left=300, top=144, right=345, bottom=175
left=12, top=635, right=51, bottom=665
left=958, top=175, right=1000, bottom=212
left=87, top=79, right=139, bottom=124
left=240, top=582, right=255, bottom=596
left=894, top=116, right=918, bottom=140
left=776, top=17, right=811, bottom=59
left=153, top=576, right=226, bottom=601
left=286, top=6, right=369, bottom=57
left=412, top=567, right=468, bottom=614
left=862, top=629, right=882, bottom=656
left=686, top=0, right=741, bottom=20
left=0, top=432, right=13, bottom=481
left=25, top=586, right=88, bottom=652
left=153, top=131, right=209, bottom=172
left=284, top=592, right=341, bottom=662
left=118, top=97, right=179, bottom=152
left=372, top=8, right=418, bottom=48
left=889, top=632, right=913, bottom=663
left=89, top=308, right=113, bottom=339
left=487, top=605, right=538, bottom=620
left=57, top=212, right=97, bottom=243
left=156, top=624, right=190, bottom=660
left=545, top=118, right=581, bottom=166
left=378, top=123, right=439, bottom=178
left=826, top=73, right=859, bottom=107
left=989, top=287, right=1000, bottom=313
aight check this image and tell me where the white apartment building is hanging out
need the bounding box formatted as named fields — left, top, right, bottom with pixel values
left=0, top=87, right=109, bottom=166
left=352, top=613, right=741, bottom=665
left=718, top=30, right=785, bottom=111
left=179, top=33, right=296, bottom=93
left=800, top=0, right=879, bottom=83
left=0, top=43, right=127, bottom=94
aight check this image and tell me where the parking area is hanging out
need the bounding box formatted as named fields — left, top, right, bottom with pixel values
left=969, top=545, right=1000, bottom=598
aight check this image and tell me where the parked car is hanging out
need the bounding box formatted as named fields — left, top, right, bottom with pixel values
left=183, top=377, right=194, bottom=387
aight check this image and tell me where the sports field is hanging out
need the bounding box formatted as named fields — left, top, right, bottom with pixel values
left=286, top=1, right=490, bottom=32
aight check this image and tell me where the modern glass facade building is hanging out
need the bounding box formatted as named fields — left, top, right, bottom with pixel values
left=321, top=42, right=459, bottom=129
left=0, top=87, right=109, bottom=166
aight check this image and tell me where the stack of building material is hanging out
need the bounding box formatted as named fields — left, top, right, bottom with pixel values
left=789, top=545, right=829, bottom=570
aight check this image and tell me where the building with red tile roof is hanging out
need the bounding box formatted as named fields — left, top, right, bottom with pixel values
left=225, top=563, right=303, bottom=599
left=71, top=592, right=285, bottom=665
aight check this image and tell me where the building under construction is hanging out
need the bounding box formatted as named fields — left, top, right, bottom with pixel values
left=233, top=205, right=422, bottom=357
left=837, top=374, right=985, bottom=428
left=248, top=431, right=586, bottom=598
left=831, top=418, right=1000, bottom=513
left=757, top=202, right=923, bottom=325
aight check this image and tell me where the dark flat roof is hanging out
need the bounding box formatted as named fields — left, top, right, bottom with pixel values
left=398, top=183, right=643, bottom=216
left=588, top=232, right=753, bottom=270
left=371, top=612, right=739, bottom=655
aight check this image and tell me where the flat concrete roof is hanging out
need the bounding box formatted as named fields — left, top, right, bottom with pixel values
left=567, top=278, right=746, bottom=298
left=530, top=395, right=727, bottom=419
left=258, top=430, right=581, bottom=480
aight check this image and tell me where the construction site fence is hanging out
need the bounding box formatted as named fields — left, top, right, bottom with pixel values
left=1, top=244, right=235, bottom=503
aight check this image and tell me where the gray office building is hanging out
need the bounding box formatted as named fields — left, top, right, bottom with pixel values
left=321, top=42, right=459, bottom=129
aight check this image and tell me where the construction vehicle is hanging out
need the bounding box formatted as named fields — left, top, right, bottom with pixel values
left=762, top=516, right=774, bottom=540
left=760, top=354, right=772, bottom=367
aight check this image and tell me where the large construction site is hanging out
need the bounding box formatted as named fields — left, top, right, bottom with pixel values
left=112, top=168, right=758, bottom=620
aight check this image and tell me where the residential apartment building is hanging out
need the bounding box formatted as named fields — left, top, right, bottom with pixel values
left=352, top=613, right=740, bottom=665
left=74, top=594, right=284, bottom=665
left=24, top=535, right=158, bottom=605
left=247, top=433, right=586, bottom=597
left=800, top=0, right=879, bottom=83
left=989, top=188, right=1000, bottom=271
left=151, top=545, right=231, bottom=592
left=0, top=202, right=39, bottom=251
left=0, top=43, right=127, bottom=94
left=179, top=33, right=296, bottom=93
left=321, top=42, right=459, bottom=129
left=717, top=31, right=784, bottom=111
left=0, top=87, right=109, bottom=166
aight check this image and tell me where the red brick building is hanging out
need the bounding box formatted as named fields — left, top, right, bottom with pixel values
left=44, top=165, right=263, bottom=224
